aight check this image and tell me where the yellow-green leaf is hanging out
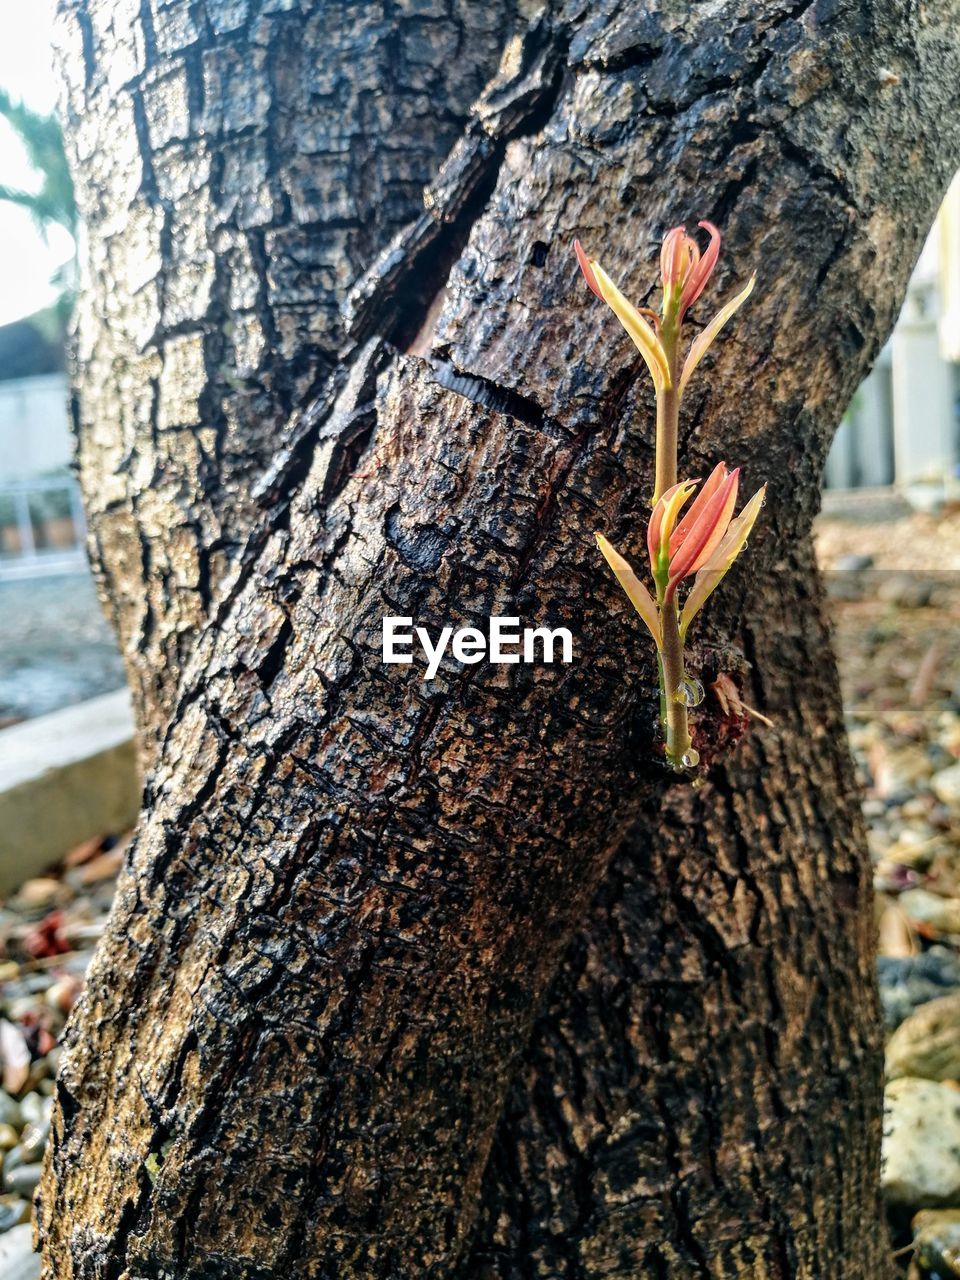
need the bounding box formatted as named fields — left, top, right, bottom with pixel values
left=678, top=273, right=756, bottom=399
left=591, top=261, right=673, bottom=391
left=596, top=533, right=661, bottom=647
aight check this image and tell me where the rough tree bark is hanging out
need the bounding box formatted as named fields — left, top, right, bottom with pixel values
left=39, top=1, right=960, bottom=1277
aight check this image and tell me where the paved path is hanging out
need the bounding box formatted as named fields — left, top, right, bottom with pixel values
left=0, top=570, right=126, bottom=725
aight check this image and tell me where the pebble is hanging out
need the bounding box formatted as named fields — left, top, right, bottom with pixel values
left=19, top=1118, right=50, bottom=1165
left=19, top=1097, right=47, bottom=1131
left=876, top=574, right=937, bottom=608
left=878, top=949, right=960, bottom=1030
left=4, top=1166, right=40, bottom=1199
left=834, top=553, right=875, bottom=572
left=0, top=1094, right=22, bottom=1131
left=882, top=1078, right=960, bottom=1207
left=0, top=1223, right=39, bottom=1279
left=64, top=847, right=124, bottom=889
left=898, top=889, right=960, bottom=936
left=45, top=976, right=80, bottom=1016
left=914, top=1208, right=960, bottom=1277
left=825, top=574, right=864, bottom=602
left=9, top=880, right=68, bottom=913
left=932, top=763, right=960, bottom=809
left=886, top=993, right=960, bottom=1080
left=911, top=1208, right=960, bottom=1280
left=0, top=1196, right=29, bottom=1232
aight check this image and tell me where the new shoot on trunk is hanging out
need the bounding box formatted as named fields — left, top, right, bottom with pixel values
left=575, top=222, right=765, bottom=770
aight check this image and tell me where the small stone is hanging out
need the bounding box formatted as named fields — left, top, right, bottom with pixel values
left=20, top=975, right=53, bottom=997
left=887, top=827, right=942, bottom=870
left=64, top=846, right=124, bottom=889
left=878, top=903, right=915, bottom=959
left=0, top=1126, right=18, bottom=1151
left=23, top=1061, right=49, bottom=1094
left=898, top=889, right=960, bottom=936
left=879, top=745, right=934, bottom=794
left=0, top=1223, right=38, bottom=1280
left=45, top=976, right=81, bottom=1016
left=19, top=1116, right=50, bottom=1164
left=0, top=1194, right=30, bottom=1231
left=913, top=1208, right=960, bottom=1278
left=834, top=553, right=875, bottom=572
left=932, top=763, right=960, bottom=809
left=826, top=574, right=864, bottom=602
left=3, top=1165, right=40, bottom=1199
left=902, top=798, right=933, bottom=819
left=62, top=834, right=106, bottom=869
left=61, top=922, right=104, bottom=948
left=887, top=994, right=960, bottom=1080
left=0, top=1024, right=30, bottom=1097
left=18, top=1095, right=48, bottom=1131
left=2, top=1145, right=23, bottom=1184
left=0, top=1093, right=22, bottom=1131
left=5, top=999, right=41, bottom=1025
left=9, top=880, right=68, bottom=913
left=878, top=949, right=960, bottom=1029
left=877, top=574, right=936, bottom=608
left=883, top=1077, right=960, bottom=1207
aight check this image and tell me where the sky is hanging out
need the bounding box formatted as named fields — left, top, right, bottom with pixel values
left=0, top=0, right=74, bottom=327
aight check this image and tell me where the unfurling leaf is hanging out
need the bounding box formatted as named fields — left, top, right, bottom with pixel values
left=574, top=240, right=673, bottom=390
left=678, top=273, right=756, bottom=398
left=679, top=485, right=766, bottom=638
left=596, top=534, right=661, bottom=645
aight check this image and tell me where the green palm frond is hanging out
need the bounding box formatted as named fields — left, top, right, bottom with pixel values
left=0, top=90, right=76, bottom=237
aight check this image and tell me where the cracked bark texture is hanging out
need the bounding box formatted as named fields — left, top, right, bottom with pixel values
left=41, top=0, right=960, bottom=1277
left=59, top=0, right=524, bottom=759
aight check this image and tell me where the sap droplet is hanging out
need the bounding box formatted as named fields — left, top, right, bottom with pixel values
left=681, top=748, right=700, bottom=767
left=674, top=677, right=704, bottom=707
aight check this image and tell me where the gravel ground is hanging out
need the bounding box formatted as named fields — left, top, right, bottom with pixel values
left=0, top=571, right=126, bottom=727
left=817, top=504, right=960, bottom=572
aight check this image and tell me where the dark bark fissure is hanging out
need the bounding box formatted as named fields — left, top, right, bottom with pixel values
left=41, top=0, right=960, bottom=1277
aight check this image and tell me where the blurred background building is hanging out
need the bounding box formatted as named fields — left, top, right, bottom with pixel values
left=0, top=307, right=85, bottom=579
left=824, top=171, right=960, bottom=503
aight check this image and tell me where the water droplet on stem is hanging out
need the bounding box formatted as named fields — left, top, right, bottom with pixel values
left=674, top=677, right=704, bottom=707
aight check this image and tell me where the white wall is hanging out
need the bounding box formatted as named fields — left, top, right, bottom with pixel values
left=0, top=373, right=70, bottom=481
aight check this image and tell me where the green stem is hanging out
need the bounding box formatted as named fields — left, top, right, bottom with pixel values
left=652, top=325, right=680, bottom=505
left=652, top=315, right=696, bottom=767
left=658, top=593, right=692, bottom=768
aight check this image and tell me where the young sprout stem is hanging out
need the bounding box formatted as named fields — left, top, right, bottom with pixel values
left=579, top=224, right=761, bottom=772
left=653, top=323, right=691, bottom=766
left=659, top=594, right=692, bottom=768
left=653, top=325, right=680, bottom=505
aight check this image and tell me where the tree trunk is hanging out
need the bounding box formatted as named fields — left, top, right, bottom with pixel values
left=61, top=0, right=525, bottom=762
left=40, top=1, right=960, bottom=1277
left=462, top=539, right=887, bottom=1278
